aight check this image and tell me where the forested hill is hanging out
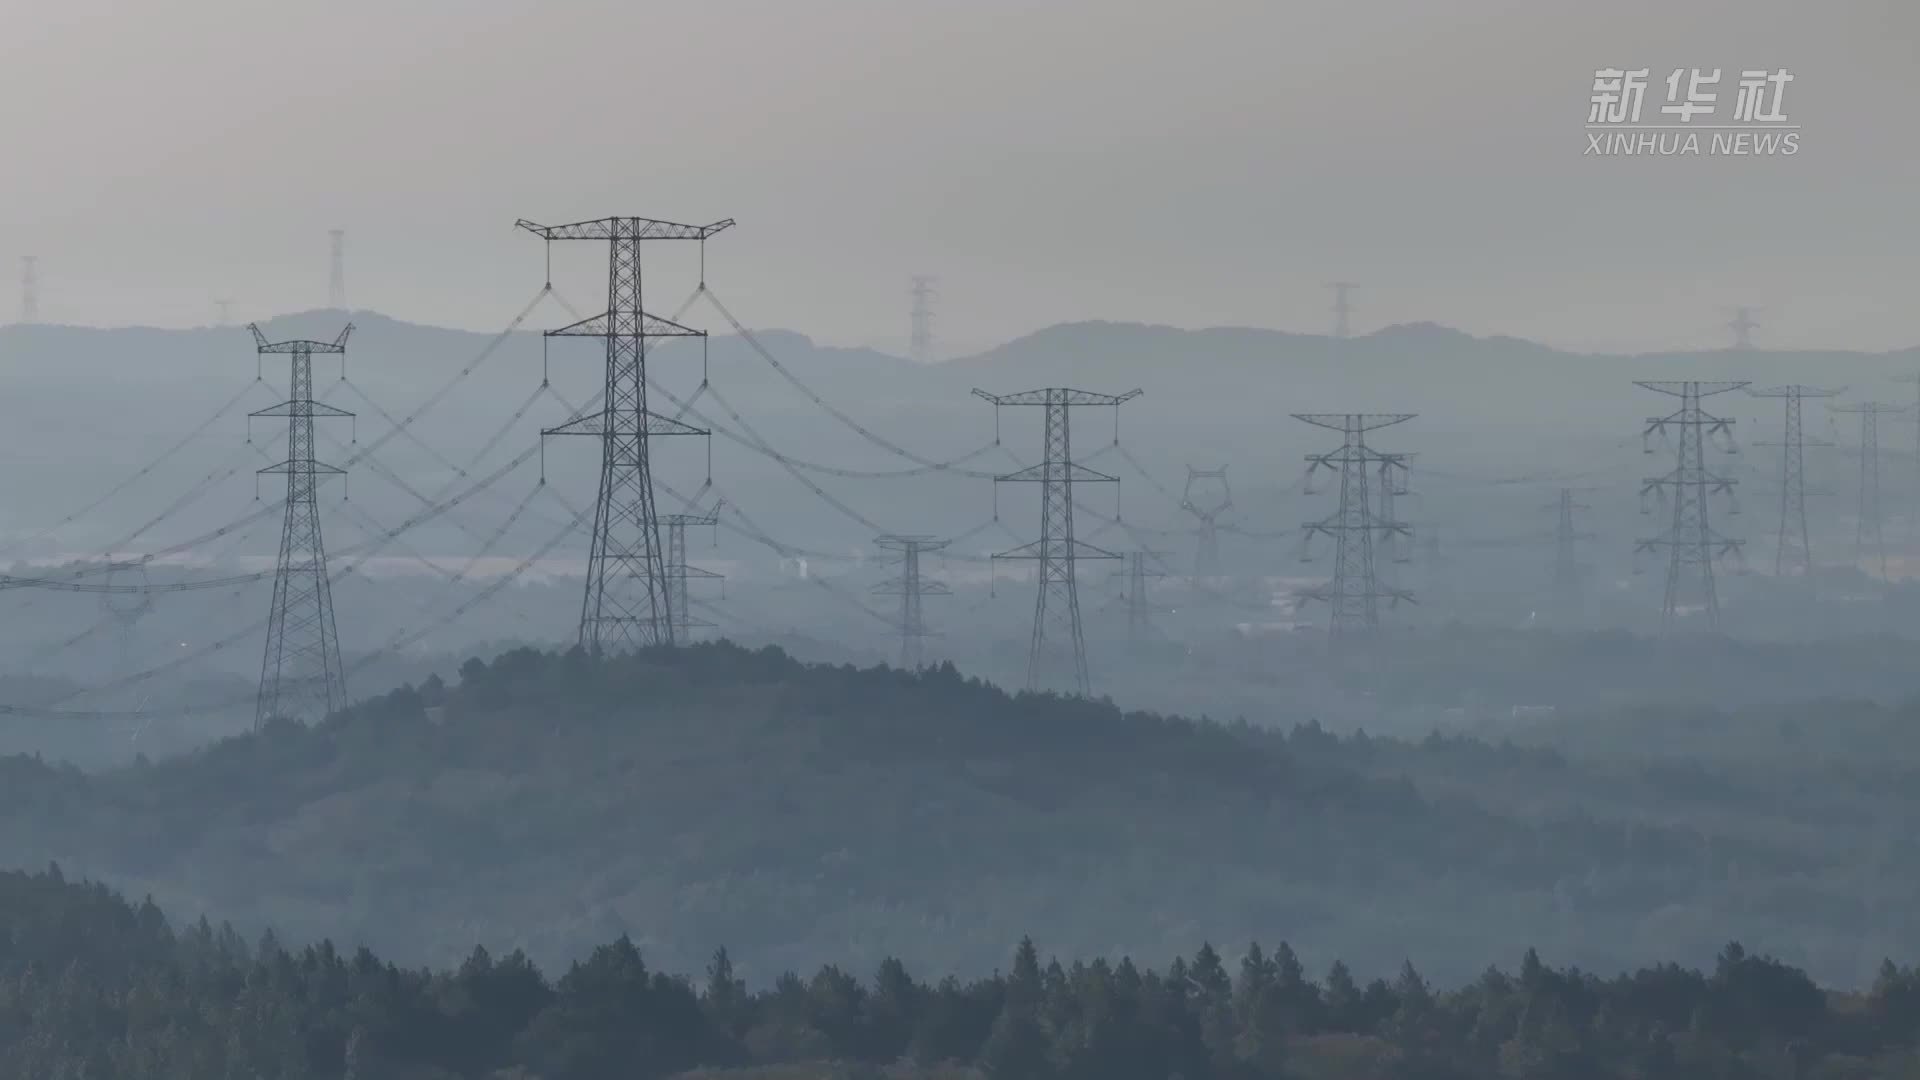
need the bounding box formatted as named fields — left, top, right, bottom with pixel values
left=6, top=865, right=1920, bottom=1079
left=1, top=643, right=1918, bottom=987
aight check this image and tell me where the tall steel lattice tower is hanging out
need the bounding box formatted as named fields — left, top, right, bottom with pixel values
left=1749, top=385, right=1839, bottom=578
left=1180, top=466, right=1233, bottom=582
left=251, top=323, right=355, bottom=727
left=19, top=255, right=38, bottom=324
left=1891, top=373, right=1920, bottom=545
left=1295, top=413, right=1415, bottom=638
left=975, top=387, right=1140, bottom=694
left=1549, top=487, right=1596, bottom=617
left=328, top=229, right=346, bottom=311
left=1633, top=381, right=1747, bottom=632
left=519, top=214, right=732, bottom=653
left=1832, top=401, right=1907, bottom=580
left=1325, top=282, right=1358, bottom=339
left=1119, top=550, right=1167, bottom=646
left=873, top=535, right=951, bottom=669
left=909, top=275, right=937, bottom=364
left=663, top=508, right=724, bottom=641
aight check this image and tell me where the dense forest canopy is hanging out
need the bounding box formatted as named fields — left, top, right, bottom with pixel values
left=5, top=866, right=1920, bottom=1079
left=2, top=642, right=1917, bottom=989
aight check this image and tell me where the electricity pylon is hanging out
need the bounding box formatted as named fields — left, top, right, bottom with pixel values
left=872, top=535, right=950, bottom=669
left=1295, top=413, right=1415, bottom=639
left=518, top=214, right=731, bottom=653
left=1548, top=488, right=1597, bottom=617
left=251, top=323, right=354, bottom=727
left=909, top=276, right=937, bottom=363
left=1633, top=381, right=1747, bottom=632
left=1831, top=401, right=1908, bottom=580
left=1179, top=466, right=1232, bottom=582
left=1117, top=550, right=1169, bottom=646
left=975, top=386, right=1141, bottom=695
left=1325, top=282, right=1358, bottom=339
left=663, top=507, right=723, bottom=641
left=1891, top=373, right=1920, bottom=546
left=1748, top=385, right=1840, bottom=579
left=1726, top=305, right=1759, bottom=349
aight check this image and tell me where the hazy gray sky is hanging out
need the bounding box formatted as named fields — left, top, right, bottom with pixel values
left=3, top=0, right=1914, bottom=353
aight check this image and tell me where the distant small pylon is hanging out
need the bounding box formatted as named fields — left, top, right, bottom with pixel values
left=1831, top=401, right=1908, bottom=581
left=1325, top=281, right=1358, bottom=339
left=909, top=275, right=937, bottom=363
left=1726, top=305, right=1760, bottom=349
left=873, top=535, right=950, bottom=669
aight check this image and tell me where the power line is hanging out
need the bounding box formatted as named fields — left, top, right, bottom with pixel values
left=519, top=214, right=732, bottom=653
left=1295, top=413, right=1415, bottom=639
left=975, top=386, right=1140, bottom=695
left=249, top=322, right=355, bottom=727
left=1633, top=381, right=1747, bottom=632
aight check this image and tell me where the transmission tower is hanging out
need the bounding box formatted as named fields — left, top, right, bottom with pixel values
left=1295, top=413, right=1415, bottom=638
left=1726, top=305, right=1759, bottom=349
left=1548, top=488, right=1597, bottom=616
left=663, top=508, right=724, bottom=641
left=1118, top=550, right=1169, bottom=646
left=975, top=386, right=1140, bottom=694
left=1748, top=385, right=1840, bottom=578
left=251, top=322, right=354, bottom=727
left=1633, top=381, right=1747, bottom=632
left=1325, top=282, right=1358, bottom=339
left=909, top=275, right=937, bottom=363
left=873, top=535, right=951, bottom=669
left=328, top=229, right=346, bottom=310
left=1891, top=373, right=1920, bottom=546
left=1179, top=466, right=1232, bottom=582
left=19, top=255, right=37, bottom=324
left=519, top=214, right=732, bottom=654
left=1832, top=401, right=1908, bottom=580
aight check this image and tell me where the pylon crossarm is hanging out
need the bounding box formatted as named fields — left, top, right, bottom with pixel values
left=971, top=387, right=1143, bottom=408
left=545, top=310, right=706, bottom=338
left=1634, top=380, right=1750, bottom=397
left=517, top=217, right=735, bottom=241
left=251, top=401, right=354, bottom=419
left=1290, top=412, right=1415, bottom=433
left=992, top=462, right=1118, bottom=484
left=541, top=409, right=709, bottom=438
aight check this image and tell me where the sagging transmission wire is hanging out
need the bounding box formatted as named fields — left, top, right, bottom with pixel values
left=0, top=485, right=597, bottom=722
left=700, top=285, right=1007, bottom=476
left=15, top=444, right=547, bottom=713
left=7, top=282, right=563, bottom=595
left=1, top=379, right=272, bottom=559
